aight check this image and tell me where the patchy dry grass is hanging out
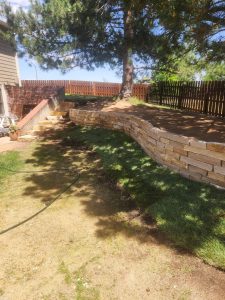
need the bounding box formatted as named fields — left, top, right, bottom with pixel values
left=0, top=127, right=225, bottom=300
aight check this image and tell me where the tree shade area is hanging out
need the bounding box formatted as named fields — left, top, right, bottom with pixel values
left=1, top=0, right=224, bottom=96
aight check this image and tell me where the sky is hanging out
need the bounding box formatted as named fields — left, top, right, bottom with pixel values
left=19, top=58, right=121, bottom=83
left=8, top=0, right=121, bottom=83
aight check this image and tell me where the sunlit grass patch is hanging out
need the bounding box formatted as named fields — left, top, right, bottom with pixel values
left=0, top=151, right=23, bottom=190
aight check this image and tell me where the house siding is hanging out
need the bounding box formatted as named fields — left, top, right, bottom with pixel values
left=0, top=37, right=19, bottom=85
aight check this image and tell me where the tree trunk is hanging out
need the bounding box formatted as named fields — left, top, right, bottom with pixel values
left=119, top=7, right=134, bottom=99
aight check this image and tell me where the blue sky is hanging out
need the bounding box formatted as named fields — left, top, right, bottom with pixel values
left=9, top=0, right=121, bottom=83
left=19, top=58, right=121, bottom=82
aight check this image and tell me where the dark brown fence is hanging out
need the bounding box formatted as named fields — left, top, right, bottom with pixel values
left=22, top=80, right=149, bottom=100
left=148, top=81, right=225, bottom=117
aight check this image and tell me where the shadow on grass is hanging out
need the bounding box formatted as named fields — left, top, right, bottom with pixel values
left=21, top=122, right=225, bottom=269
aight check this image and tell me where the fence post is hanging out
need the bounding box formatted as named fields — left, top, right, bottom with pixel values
left=204, top=92, right=209, bottom=114
left=178, top=84, right=184, bottom=109
left=159, top=82, right=163, bottom=105
left=145, top=85, right=150, bottom=102
left=92, top=82, right=96, bottom=96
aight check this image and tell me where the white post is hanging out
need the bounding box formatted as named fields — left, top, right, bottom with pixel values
left=15, top=53, right=21, bottom=87
left=0, top=84, right=9, bottom=116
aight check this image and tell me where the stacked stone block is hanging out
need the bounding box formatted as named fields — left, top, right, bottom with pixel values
left=70, top=109, right=225, bottom=189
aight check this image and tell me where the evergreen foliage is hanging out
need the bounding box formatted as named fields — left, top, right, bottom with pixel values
left=1, top=0, right=224, bottom=95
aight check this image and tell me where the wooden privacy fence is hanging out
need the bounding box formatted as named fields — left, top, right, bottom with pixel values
left=149, top=81, right=225, bottom=117
left=22, top=80, right=149, bottom=100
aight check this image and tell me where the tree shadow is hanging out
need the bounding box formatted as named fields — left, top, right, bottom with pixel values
left=21, top=123, right=225, bottom=268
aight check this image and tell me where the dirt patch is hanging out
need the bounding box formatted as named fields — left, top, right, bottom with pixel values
left=0, top=129, right=225, bottom=300
left=78, top=99, right=225, bottom=143
left=0, top=137, right=29, bottom=153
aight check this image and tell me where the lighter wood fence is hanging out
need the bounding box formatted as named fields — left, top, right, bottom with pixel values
left=22, top=80, right=149, bottom=100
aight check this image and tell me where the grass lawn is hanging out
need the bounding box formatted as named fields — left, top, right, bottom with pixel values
left=59, top=125, right=225, bottom=270
left=1, top=126, right=225, bottom=299
left=0, top=151, right=23, bottom=191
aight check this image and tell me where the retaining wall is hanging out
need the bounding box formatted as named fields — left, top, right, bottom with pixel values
left=70, top=109, right=225, bottom=189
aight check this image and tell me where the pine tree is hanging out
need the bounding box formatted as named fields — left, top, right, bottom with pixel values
left=1, top=0, right=224, bottom=98
left=159, top=0, right=225, bottom=61
left=2, top=0, right=182, bottom=98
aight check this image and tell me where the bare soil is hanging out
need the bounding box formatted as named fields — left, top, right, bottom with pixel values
left=78, top=99, right=225, bottom=143
left=0, top=137, right=28, bottom=153
left=0, top=130, right=225, bottom=300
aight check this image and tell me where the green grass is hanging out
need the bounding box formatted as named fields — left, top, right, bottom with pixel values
left=128, top=96, right=175, bottom=110
left=61, top=125, right=225, bottom=270
left=58, top=260, right=100, bottom=300
left=0, top=151, right=23, bottom=191
left=59, top=262, right=73, bottom=285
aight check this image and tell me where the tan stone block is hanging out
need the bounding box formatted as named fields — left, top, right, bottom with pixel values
left=161, top=131, right=189, bottom=145
left=173, top=147, right=188, bottom=156
left=157, top=141, right=166, bottom=150
left=180, top=156, right=213, bottom=171
left=165, top=144, right=174, bottom=152
left=123, top=126, right=132, bottom=132
left=188, top=165, right=207, bottom=176
left=160, top=138, right=170, bottom=144
left=184, top=146, right=225, bottom=161
left=147, top=129, right=159, bottom=140
left=163, top=161, right=180, bottom=172
left=189, top=173, right=202, bottom=182
left=188, top=152, right=221, bottom=166
left=157, top=147, right=166, bottom=155
left=214, top=166, right=225, bottom=176
left=147, top=137, right=157, bottom=145
left=166, top=149, right=180, bottom=160
left=169, top=140, right=185, bottom=149
left=172, top=159, right=188, bottom=170
left=168, top=140, right=187, bottom=155
left=207, top=143, right=225, bottom=153
left=159, top=152, right=167, bottom=162
left=206, top=174, right=225, bottom=188
left=208, top=172, right=225, bottom=182
left=201, top=176, right=211, bottom=184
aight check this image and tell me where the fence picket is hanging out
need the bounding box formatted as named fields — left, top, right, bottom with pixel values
left=148, top=81, right=225, bottom=117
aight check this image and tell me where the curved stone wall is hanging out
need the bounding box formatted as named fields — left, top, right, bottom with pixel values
left=70, top=109, right=225, bottom=189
